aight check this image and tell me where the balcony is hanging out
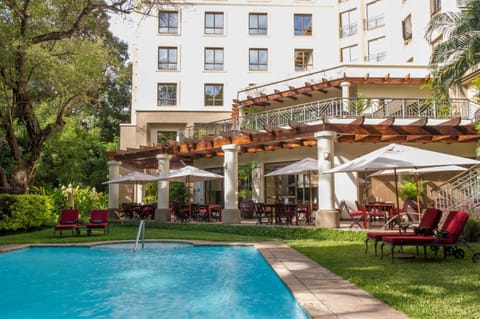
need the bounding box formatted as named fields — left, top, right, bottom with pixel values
left=180, top=97, right=480, bottom=140
left=366, top=52, right=386, bottom=62
left=340, top=23, right=357, bottom=38
left=364, top=15, right=385, bottom=30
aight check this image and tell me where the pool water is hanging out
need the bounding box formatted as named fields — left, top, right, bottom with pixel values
left=0, top=243, right=310, bottom=319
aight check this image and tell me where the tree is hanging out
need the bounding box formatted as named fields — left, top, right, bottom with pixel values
left=0, top=1, right=164, bottom=192
left=425, top=0, right=480, bottom=97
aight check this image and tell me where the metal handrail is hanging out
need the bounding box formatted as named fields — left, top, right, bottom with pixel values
left=133, top=219, right=145, bottom=252
left=430, top=165, right=480, bottom=213
left=178, top=97, right=479, bottom=140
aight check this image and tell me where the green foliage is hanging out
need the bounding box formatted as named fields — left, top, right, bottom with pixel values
left=0, top=195, right=56, bottom=232
left=36, top=185, right=107, bottom=223
left=0, top=2, right=131, bottom=191
left=238, top=161, right=256, bottom=200
left=425, top=0, right=480, bottom=96
left=464, top=210, right=480, bottom=242
left=169, top=182, right=188, bottom=203
left=399, top=177, right=420, bottom=200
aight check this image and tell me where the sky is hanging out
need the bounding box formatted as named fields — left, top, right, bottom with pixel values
left=109, top=13, right=135, bottom=57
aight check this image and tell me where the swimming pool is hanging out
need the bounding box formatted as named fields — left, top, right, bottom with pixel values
left=0, top=243, right=310, bottom=319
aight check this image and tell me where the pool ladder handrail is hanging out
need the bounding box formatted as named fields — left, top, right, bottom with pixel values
left=133, top=219, right=145, bottom=252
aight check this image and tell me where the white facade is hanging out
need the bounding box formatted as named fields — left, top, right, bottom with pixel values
left=124, top=0, right=459, bottom=149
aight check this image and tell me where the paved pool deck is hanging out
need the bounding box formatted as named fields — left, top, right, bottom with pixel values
left=0, top=240, right=409, bottom=319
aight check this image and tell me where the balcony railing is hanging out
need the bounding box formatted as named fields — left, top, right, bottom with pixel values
left=179, top=97, right=480, bottom=140
left=364, top=15, right=385, bottom=30
left=340, top=23, right=357, bottom=37
left=366, top=52, right=386, bottom=62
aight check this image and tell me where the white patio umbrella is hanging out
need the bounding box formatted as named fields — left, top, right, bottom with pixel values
left=369, top=165, right=468, bottom=219
left=324, top=144, right=480, bottom=231
left=265, top=157, right=318, bottom=215
left=103, top=171, right=157, bottom=202
left=155, top=166, right=224, bottom=215
left=103, top=171, right=158, bottom=184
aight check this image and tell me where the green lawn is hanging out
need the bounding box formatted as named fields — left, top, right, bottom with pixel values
left=1, top=222, right=479, bottom=319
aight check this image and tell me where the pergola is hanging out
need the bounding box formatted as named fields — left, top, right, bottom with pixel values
left=106, top=116, right=479, bottom=170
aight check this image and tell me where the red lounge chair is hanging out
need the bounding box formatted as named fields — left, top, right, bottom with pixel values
left=54, top=209, right=79, bottom=236
left=86, top=210, right=109, bottom=235
left=380, top=211, right=469, bottom=263
left=365, top=207, right=443, bottom=256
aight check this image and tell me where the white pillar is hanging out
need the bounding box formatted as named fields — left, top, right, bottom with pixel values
left=155, top=154, right=171, bottom=222
left=136, top=184, right=143, bottom=203
left=315, top=131, right=339, bottom=228
left=341, top=81, right=350, bottom=113
left=222, top=144, right=241, bottom=224
left=108, top=160, right=121, bottom=211
left=252, top=162, right=264, bottom=203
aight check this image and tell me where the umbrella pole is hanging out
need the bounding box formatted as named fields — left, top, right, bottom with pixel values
left=394, top=168, right=401, bottom=234
left=308, top=171, right=313, bottom=218
left=415, top=174, right=421, bottom=221
left=188, top=176, right=192, bottom=220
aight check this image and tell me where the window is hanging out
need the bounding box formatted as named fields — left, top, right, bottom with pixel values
left=158, top=47, right=177, bottom=70
left=365, top=0, right=385, bottom=30
left=159, top=11, right=178, bottom=34
left=205, top=12, right=224, bottom=35
left=340, top=9, right=357, bottom=37
left=205, top=48, right=224, bottom=70
left=157, top=83, right=177, bottom=106
left=204, top=84, right=224, bottom=106
left=367, top=37, right=386, bottom=62
left=249, top=13, right=268, bottom=35
left=431, top=0, right=441, bottom=15
left=249, top=49, right=268, bottom=71
left=157, top=131, right=177, bottom=144
left=402, top=15, right=412, bottom=42
left=294, top=14, right=312, bottom=35
left=294, top=49, right=313, bottom=71
left=341, top=45, right=359, bottom=62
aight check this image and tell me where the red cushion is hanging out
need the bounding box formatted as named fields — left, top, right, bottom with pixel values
left=381, top=235, right=435, bottom=245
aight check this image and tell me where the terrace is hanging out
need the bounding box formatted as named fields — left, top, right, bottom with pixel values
left=183, top=97, right=480, bottom=140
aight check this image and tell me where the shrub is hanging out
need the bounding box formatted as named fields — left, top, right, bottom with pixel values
left=0, top=194, right=57, bottom=232
left=42, top=185, right=108, bottom=223
left=464, top=210, right=480, bottom=242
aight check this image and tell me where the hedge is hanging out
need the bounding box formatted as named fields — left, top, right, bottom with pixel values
left=0, top=194, right=57, bottom=232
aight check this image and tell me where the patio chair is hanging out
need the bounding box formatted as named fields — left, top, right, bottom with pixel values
left=54, top=209, right=80, bottom=236
left=172, top=202, right=189, bottom=222
left=339, top=200, right=365, bottom=229
left=210, top=205, right=222, bottom=222
left=365, top=207, right=442, bottom=256
left=254, top=203, right=273, bottom=225
left=380, top=210, right=469, bottom=263
left=86, top=209, right=109, bottom=235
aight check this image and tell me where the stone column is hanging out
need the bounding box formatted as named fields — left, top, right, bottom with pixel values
left=314, top=131, right=339, bottom=228
left=222, top=144, right=241, bottom=224
left=252, top=162, right=264, bottom=203
left=136, top=184, right=143, bottom=203
left=108, top=160, right=121, bottom=212
left=341, top=81, right=350, bottom=113
left=155, top=154, right=171, bottom=222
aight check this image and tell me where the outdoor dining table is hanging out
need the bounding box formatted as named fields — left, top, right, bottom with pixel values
left=364, top=202, right=394, bottom=228
left=263, top=203, right=305, bottom=225
left=295, top=204, right=312, bottom=225
left=195, top=204, right=222, bottom=222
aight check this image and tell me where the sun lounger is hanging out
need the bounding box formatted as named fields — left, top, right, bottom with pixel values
left=54, top=209, right=79, bottom=236
left=380, top=211, right=469, bottom=263
left=85, top=209, right=109, bottom=235
left=365, top=207, right=442, bottom=256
